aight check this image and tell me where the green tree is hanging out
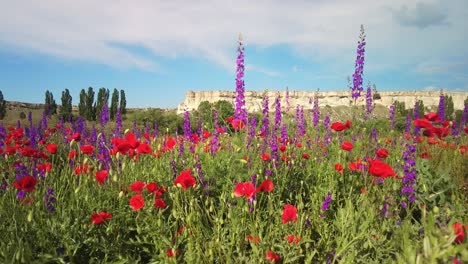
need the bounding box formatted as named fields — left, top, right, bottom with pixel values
left=0, top=90, right=6, bottom=120
left=213, top=100, right=234, bottom=124
left=44, top=90, right=57, bottom=116
left=119, top=90, right=127, bottom=115
left=86, top=87, right=96, bottom=121
left=60, top=88, right=73, bottom=120
left=78, top=89, right=87, bottom=117
left=417, top=100, right=425, bottom=116
left=110, top=88, right=119, bottom=120
left=393, top=100, right=407, bottom=118
left=195, top=101, right=213, bottom=128
left=444, top=95, right=454, bottom=120
left=95, top=88, right=109, bottom=119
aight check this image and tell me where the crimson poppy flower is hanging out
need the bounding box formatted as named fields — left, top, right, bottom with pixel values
left=265, top=250, right=281, bottom=262
left=256, top=179, right=274, bottom=193
left=80, top=145, right=95, bottom=155
left=302, top=153, right=310, bottom=160
left=231, top=119, right=245, bottom=130
left=37, top=163, right=52, bottom=173
left=13, top=175, right=37, bottom=192
left=166, top=248, right=180, bottom=257
left=424, top=112, right=440, bottom=122
left=279, top=145, right=286, bottom=152
left=137, top=143, right=152, bottom=154
left=331, top=122, right=347, bottom=131
left=68, top=150, right=77, bottom=159
left=202, top=130, right=211, bottom=139
left=174, top=169, right=196, bottom=190
left=375, top=148, right=389, bottom=158
left=165, top=136, right=177, bottom=150
left=414, top=119, right=433, bottom=130
left=452, top=222, right=465, bottom=244
left=91, top=211, right=112, bottom=225
left=261, top=153, right=271, bottom=161
left=130, top=181, right=146, bottom=193
left=95, top=170, right=108, bottom=185
left=464, top=126, right=468, bottom=134
left=282, top=204, right=298, bottom=224
left=341, top=141, right=353, bottom=151
left=427, top=138, right=438, bottom=145
left=154, top=198, right=167, bottom=209
left=286, top=235, right=301, bottom=244
left=334, top=163, right=344, bottom=173
left=71, top=132, right=81, bottom=142
left=368, top=159, right=396, bottom=178
left=247, top=235, right=261, bottom=244
left=45, top=144, right=57, bottom=154
left=145, top=182, right=158, bottom=193
left=129, top=194, right=145, bottom=211
left=233, top=182, right=256, bottom=199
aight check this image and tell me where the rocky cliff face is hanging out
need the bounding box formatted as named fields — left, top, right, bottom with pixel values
left=177, top=90, right=468, bottom=114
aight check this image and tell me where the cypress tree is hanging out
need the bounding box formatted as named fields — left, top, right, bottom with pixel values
left=0, top=90, right=6, bottom=120
left=60, top=89, right=73, bottom=120
left=86, top=87, right=95, bottom=121
left=110, top=88, right=119, bottom=120
left=119, top=89, right=127, bottom=115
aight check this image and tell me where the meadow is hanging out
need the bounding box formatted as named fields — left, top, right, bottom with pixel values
left=0, top=97, right=466, bottom=263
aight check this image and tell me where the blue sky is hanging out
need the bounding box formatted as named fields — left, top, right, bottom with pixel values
left=0, top=0, right=467, bottom=108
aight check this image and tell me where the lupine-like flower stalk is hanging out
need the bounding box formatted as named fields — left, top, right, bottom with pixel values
left=438, top=93, right=445, bottom=122
left=321, top=192, right=332, bottom=215
left=115, top=109, right=122, bottom=136
left=365, top=84, right=373, bottom=120
left=413, top=101, right=420, bottom=136
left=401, top=143, right=417, bottom=203
left=389, top=103, right=396, bottom=130
left=261, top=93, right=269, bottom=137
left=44, top=188, right=56, bottom=213
left=183, top=111, right=191, bottom=140
left=313, top=92, right=320, bottom=127
left=100, top=102, right=109, bottom=128
left=234, top=34, right=247, bottom=124
left=351, top=25, right=366, bottom=100
left=274, top=95, right=282, bottom=134
left=458, top=103, right=468, bottom=134
left=405, top=113, right=412, bottom=134
left=41, top=112, right=48, bottom=129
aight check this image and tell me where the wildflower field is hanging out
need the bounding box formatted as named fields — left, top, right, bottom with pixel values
left=1, top=29, right=467, bottom=263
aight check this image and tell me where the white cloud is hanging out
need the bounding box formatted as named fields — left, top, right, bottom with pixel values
left=0, top=0, right=467, bottom=75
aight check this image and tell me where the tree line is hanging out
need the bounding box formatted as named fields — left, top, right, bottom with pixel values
left=46, top=87, right=126, bottom=121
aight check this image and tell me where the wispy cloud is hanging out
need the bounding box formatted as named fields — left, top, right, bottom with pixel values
left=0, top=0, right=467, bottom=77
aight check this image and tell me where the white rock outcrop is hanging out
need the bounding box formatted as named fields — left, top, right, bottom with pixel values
left=177, top=90, right=468, bottom=114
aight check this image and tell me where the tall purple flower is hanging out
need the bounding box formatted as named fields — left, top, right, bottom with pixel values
left=183, top=110, right=192, bottom=140
left=260, top=93, right=269, bottom=137
left=44, top=188, right=56, bottom=213
left=365, top=84, right=373, bottom=120
left=100, top=102, right=109, bottom=128
left=458, top=103, right=468, bottom=134
left=438, top=93, right=445, bottom=122
left=115, top=108, right=122, bottom=136
left=273, top=95, right=282, bottom=134
left=321, top=192, right=332, bottom=213
left=313, top=91, right=320, bottom=127
left=351, top=25, right=366, bottom=100
left=234, top=34, right=247, bottom=123
left=389, top=103, right=396, bottom=130
left=413, top=101, right=420, bottom=136
left=401, top=143, right=417, bottom=204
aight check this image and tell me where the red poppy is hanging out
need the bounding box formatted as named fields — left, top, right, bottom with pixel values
left=368, top=159, right=396, bottom=178
left=265, top=250, right=281, bottom=262
left=202, top=130, right=211, bottom=139
left=233, top=182, right=256, bottom=199
left=165, top=136, right=177, bottom=150
left=129, top=194, right=145, bottom=211
left=13, top=176, right=37, bottom=192
left=427, top=138, right=438, bottom=145
left=74, top=164, right=90, bottom=175
left=174, top=169, right=196, bottom=190
left=166, top=249, right=180, bottom=257
left=37, top=162, right=52, bottom=173
left=414, top=119, right=433, bottom=130
left=137, top=143, right=152, bottom=154
left=130, top=181, right=146, bottom=193
left=261, top=153, right=271, bottom=161
left=68, top=150, right=77, bottom=159
left=279, top=144, right=286, bottom=152
left=282, top=204, right=298, bottom=224
left=95, top=170, right=108, bottom=185
left=286, top=235, right=301, bottom=244
left=91, top=211, right=112, bottom=225
left=231, top=119, right=245, bottom=130
left=71, top=132, right=81, bottom=142
left=45, top=144, right=57, bottom=154
left=80, top=145, right=95, bottom=155
left=256, top=179, right=274, bottom=193
left=334, top=163, right=344, bottom=173
left=302, top=153, right=310, bottom=160
left=331, top=122, right=347, bottom=131
left=452, top=222, right=465, bottom=244
left=154, top=198, right=167, bottom=209
left=464, top=126, right=468, bottom=134
left=375, top=148, right=389, bottom=158
left=341, top=141, right=353, bottom=151
left=247, top=235, right=261, bottom=244
left=423, top=112, right=440, bottom=122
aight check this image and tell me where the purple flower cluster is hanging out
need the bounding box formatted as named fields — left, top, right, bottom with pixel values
left=365, top=84, right=373, bottom=120
left=260, top=93, right=269, bottom=137
left=274, top=95, right=282, bottom=134
left=413, top=101, right=420, bottom=136
left=401, top=143, right=417, bottom=204
left=389, top=103, right=396, bottom=130
left=183, top=111, right=191, bottom=140
left=44, top=188, right=56, bottom=213
left=313, top=93, right=320, bottom=127
left=321, top=192, right=332, bottom=212
left=100, top=102, right=109, bottom=128
left=458, top=103, right=468, bottom=134
left=234, top=36, right=247, bottom=123
left=351, top=25, right=366, bottom=100
left=115, top=109, right=122, bottom=136
left=438, top=93, right=445, bottom=122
